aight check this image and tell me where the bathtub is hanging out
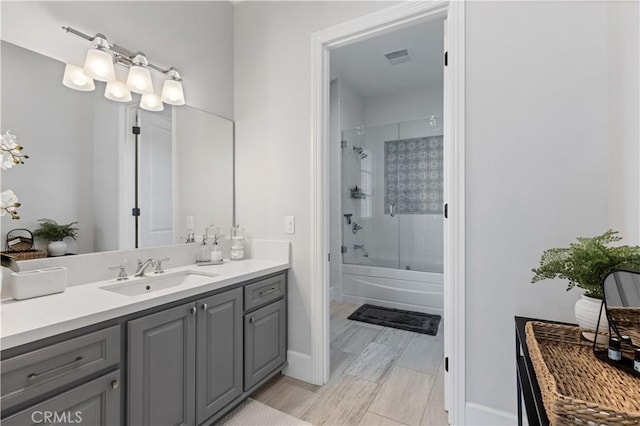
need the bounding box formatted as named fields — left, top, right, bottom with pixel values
left=340, top=259, right=444, bottom=316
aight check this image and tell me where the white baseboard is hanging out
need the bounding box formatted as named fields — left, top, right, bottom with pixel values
left=282, top=350, right=315, bottom=384
left=465, top=402, right=519, bottom=426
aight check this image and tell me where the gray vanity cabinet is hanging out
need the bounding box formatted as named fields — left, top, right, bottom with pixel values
left=2, top=370, right=121, bottom=426
left=196, top=288, right=243, bottom=424
left=244, top=298, right=287, bottom=389
left=128, top=302, right=197, bottom=426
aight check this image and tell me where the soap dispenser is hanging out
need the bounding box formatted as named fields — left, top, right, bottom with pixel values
left=197, top=233, right=209, bottom=263
left=210, top=234, right=223, bottom=264
left=230, top=225, right=245, bottom=260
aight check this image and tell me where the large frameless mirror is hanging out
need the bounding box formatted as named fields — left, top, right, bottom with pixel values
left=1, top=41, right=234, bottom=258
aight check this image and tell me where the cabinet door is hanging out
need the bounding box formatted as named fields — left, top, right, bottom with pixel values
left=244, top=298, right=287, bottom=390
left=129, top=303, right=196, bottom=426
left=196, top=288, right=243, bottom=423
left=2, top=370, right=120, bottom=426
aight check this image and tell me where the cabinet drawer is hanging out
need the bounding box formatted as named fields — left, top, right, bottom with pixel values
left=244, top=274, right=286, bottom=311
left=2, top=370, right=121, bottom=426
left=1, top=325, right=120, bottom=411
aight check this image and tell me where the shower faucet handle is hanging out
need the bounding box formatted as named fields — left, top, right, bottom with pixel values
left=343, top=214, right=353, bottom=225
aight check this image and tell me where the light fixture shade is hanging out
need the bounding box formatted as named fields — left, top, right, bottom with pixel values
left=161, top=79, right=185, bottom=105
left=140, top=93, right=164, bottom=111
left=104, top=80, right=132, bottom=102
left=83, top=48, right=115, bottom=82
left=62, top=64, right=95, bottom=91
left=126, top=66, right=154, bottom=94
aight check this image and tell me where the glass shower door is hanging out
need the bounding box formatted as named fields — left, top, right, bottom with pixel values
left=341, top=118, right=444, bottom=273
left=341, top=124, right=399, bottom=269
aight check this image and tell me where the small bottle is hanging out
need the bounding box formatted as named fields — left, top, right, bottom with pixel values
left=210, top=235, right=223, bottom=263
left=608, top=337, right=622, bottom=362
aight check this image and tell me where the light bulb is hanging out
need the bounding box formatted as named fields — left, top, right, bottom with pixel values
left=161, top=79, right=185, bottom=105
left=83, top=48, right=115, bottom=82
left=105, top=80, right=132, bottom=102
left=62, top=64, right=95, bottom=91
left=126, top=66, right=154, bottom=94
left=140, top=93, right=164, bottom=111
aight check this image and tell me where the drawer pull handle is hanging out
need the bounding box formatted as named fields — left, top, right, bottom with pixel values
left=111, top=380, right=119, bottom=390
left=249, top=317, right=255, bottom=324
left=190, top=306, right=197, bottom=315
left=27, top=356, right=83, bottom=381
left=258, top=287, right=278, bottom=297
left=201, top=303, right=208, bottom=311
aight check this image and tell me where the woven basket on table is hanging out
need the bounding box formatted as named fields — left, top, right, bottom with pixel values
left=525, top=321, right=640, bottom=425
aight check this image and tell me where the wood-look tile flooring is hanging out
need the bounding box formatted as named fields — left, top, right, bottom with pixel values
left=252, top=302, right=447, bottom=426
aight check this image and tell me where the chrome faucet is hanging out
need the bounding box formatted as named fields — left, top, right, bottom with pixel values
left=134, top=259, right=157, bottom=277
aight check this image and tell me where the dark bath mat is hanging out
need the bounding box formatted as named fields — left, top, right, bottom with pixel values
left=348, top=304, right=441, bottom=335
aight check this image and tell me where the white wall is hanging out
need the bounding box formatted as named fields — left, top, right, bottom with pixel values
left=607, top=0, right=639, bottom=245
left=465, top=1, right=609, bottom=421
left=234, top=0, right=396, bottom=380
left=0, top=1, right=234, bottom=118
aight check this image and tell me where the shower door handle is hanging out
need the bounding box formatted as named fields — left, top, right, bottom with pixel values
left=389, top=203, right=396, bottom=217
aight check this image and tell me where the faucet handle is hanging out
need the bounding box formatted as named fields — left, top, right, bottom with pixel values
left=154, top=257, right=170, bottom=274
left=108, top=263, right=128, bottom=281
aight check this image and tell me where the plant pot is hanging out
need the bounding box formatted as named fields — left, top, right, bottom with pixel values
left=47, top=241, right=68, bottom=257
left=575, top=294, right=609, bottom=342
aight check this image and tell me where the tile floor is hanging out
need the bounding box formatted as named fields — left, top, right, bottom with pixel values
left=252, top=302, right=448, bottom=426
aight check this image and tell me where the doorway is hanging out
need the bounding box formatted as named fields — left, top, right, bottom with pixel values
left=328, top=14, right=447, bottom=425
left=119, top=106, right=174, bottom=249
left=310, top=2, right=466, bottom=425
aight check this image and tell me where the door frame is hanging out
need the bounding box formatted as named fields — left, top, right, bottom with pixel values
left=309, top=1, right=466, bottom=424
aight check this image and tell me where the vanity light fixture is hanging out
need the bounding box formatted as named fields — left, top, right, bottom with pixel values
left=62, top=64, right=95, bottom=91
left=61, top=26, right=185, bottom=110
left=140, top=93, right=164, bottom=112
left=126, top=53, right=154, bottom=95
left=82, top=34, right=116, bottom=82
left=161, top=68, right=185, bottom=106
left=104, top=80, right=132, bottom=102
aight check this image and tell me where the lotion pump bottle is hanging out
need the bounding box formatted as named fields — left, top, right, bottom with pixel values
left=197, top=234, right=209, bottom=263
left=210, top=234, right=223, bottom=263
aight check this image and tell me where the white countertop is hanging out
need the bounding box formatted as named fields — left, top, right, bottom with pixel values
left=1, top=258, right=289, bottom=351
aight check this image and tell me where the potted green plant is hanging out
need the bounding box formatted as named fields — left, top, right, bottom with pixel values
left=532, top=230, right=640, bottom=337
left=33, top=218, right=79, bottom=257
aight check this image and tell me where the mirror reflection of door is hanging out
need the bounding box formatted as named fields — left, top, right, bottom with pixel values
left=137, top=109, right=173, bottom=248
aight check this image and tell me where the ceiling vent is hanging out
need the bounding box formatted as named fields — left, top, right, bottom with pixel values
left=384, top=49, right=412, bottom=65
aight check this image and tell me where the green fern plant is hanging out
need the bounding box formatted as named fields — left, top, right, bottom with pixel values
left=33, top=218, right=78, bottom=242
left=531, top=230, right=640, bottom=299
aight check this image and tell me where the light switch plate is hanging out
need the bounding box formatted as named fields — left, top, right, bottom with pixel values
left=285, top=216, right=295, bottom=234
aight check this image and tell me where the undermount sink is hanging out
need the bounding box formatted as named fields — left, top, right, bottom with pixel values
left=100, top=272, right=216, bottom=296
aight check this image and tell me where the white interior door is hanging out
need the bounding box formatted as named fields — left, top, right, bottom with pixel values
left=138, top=109, right=173, bottom=248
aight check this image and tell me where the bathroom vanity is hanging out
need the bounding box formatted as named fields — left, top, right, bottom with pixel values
left=0, top=261, right=288, bottom=426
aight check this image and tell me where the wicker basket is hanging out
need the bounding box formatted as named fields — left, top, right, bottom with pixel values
left=525, top=321, right=640, bottom=425
left=1, top=250, right=47, bottom=260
